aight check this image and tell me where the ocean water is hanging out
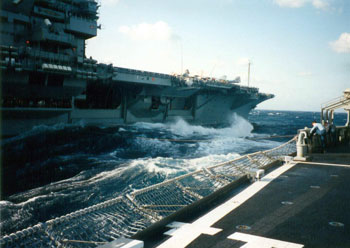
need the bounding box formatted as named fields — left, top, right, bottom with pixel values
left=0, top=110, right=347, bottom=235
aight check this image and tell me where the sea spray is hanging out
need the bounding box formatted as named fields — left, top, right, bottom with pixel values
left=168, top=114, right=253, bottom=138
left=126, top=152, right=240, bottom=178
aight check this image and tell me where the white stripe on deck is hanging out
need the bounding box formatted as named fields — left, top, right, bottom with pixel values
left=228, top=232, right=303, bottom=248
left=295, top=161, right=350, bottom=168
left=156, top=162, right=297, bottom=248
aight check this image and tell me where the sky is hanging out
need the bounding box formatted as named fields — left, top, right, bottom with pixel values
left=86, top=0, right=350, bottom=111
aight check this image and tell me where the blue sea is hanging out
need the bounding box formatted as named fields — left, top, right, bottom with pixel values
left=0, top=110, right=347, bottom=235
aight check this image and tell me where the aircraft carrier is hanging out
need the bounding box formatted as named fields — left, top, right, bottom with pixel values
left=0, top=0, right=273, bottom=137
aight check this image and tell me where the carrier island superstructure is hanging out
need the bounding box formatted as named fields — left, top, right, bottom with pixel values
left=0, top=0, right=274, bottom=137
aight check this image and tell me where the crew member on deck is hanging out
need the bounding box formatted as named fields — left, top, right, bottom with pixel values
left=310, top=121, right=326, bottom=152
left=327, top=121, right=337, bottom=146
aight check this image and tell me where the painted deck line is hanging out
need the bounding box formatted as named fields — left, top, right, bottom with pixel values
left=295, top=161, right=350, bottom=168
left=99, top=238, right=144, bottom=248
left=228, top=232, right=304, bottom=248
left=156, top=162, right=296, bottom=248
left=123, top=240, right=144, bottom=248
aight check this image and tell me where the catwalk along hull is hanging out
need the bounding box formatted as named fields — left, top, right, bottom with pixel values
left=1, top=79, right=271, bottom=137
left=0, top=0, right=273, bottom=137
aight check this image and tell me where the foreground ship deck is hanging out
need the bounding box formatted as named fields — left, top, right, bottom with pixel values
left=139, top=145, right=350, bottom=248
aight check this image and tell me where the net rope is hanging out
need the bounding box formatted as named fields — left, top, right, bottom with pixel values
left=0, top=137, right=297, bottom=247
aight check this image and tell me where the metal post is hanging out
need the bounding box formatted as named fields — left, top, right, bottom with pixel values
left=346, top=109, right=350, bottom=127
left=330, top=110, right=334, bottom=125
left=180, top=41, right=183, bottom=75
left=122, top=92, right=127, bottom=123
left=294, top=129, right=309, bottom=161
left=192, top=95, right=197, bottom=120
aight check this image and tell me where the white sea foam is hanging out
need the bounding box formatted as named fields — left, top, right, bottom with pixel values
left=0, top=200, right=12, bottom=206
left=122, top=114, right=257, bottom=159
left=168, top=114, right=253, bottom=138
left=81, top=150, right=240, bottom=188
left=131, top=122, right=166, bottom=130
left=125, top=114, right=279, bottom=159
left=127, top=152, right=240, bottom=177
left=87, top=166, right=126, bottom=182
left=131, top=114, right=253, bottom=139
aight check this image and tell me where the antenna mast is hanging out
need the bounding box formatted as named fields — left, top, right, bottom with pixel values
left=180, top=42, right=183, bottom=75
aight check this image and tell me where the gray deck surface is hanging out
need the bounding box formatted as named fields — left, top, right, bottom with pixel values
left=144, top=144, right=350, bottom=248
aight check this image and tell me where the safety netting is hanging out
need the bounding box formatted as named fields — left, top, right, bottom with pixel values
left=0, top=137, right=296, bottom=247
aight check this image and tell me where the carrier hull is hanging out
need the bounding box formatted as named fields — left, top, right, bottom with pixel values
left=1, top=92, right=267, bottom=137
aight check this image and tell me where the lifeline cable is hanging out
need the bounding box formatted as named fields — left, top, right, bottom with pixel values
left=135, top=134, right=296, bottom=143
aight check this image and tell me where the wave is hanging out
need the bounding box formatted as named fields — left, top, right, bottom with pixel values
left=130, top=114, right=253, bottom=138
left=127, top=152, right=240, bottom=178
left=168, top=114, right=253, bottom=138
left=1, top=121, right=84, bottom=145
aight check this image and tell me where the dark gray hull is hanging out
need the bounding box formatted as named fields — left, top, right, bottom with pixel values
left=1, top=94, right=266, bottom=137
